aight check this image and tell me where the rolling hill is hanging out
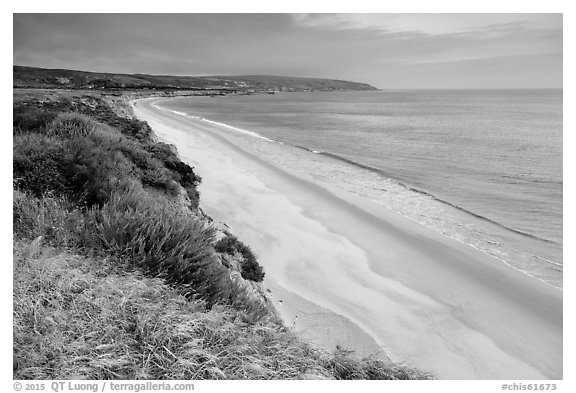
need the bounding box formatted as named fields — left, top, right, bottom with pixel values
left=13, top=65, right=379, bottom=92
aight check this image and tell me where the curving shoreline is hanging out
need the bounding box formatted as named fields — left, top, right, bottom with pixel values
left=132, top=97, right=562, bottom=380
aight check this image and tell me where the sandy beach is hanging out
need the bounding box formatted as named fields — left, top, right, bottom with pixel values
left=132, top=97, right=562, bottom=380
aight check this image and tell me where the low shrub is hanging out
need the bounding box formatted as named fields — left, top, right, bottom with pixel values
left=13, top=186, right=271, bottom=321
left=46, top=112, right=100, bottom=139
left=92, top=188, right=270, bottom=319
left=96, top=189, right=228, bottom=304
left=14, top=94, right=202, bottom=209
left=13, top=122, right=134, bottom=206
left=144, top=142, right=201, bottom=207
left=13, top=133, right=69, bottom=197
left=13, top=93, right=153, bottom=141
left=114, top=117, right=153, bottom=141
left=144, top=143, right=202, bottom=188
left=14, top=117, right=177, bottom=207
left=215, top=234, right=265, bottom=282
left=13, top=106, right=56, bottom=134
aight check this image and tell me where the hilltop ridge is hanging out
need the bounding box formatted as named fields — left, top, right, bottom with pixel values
left=14, top=65, right=379, bottom=93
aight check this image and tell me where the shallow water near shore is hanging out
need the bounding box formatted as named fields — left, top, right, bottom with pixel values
left=160, top=89, right=563, bottom=288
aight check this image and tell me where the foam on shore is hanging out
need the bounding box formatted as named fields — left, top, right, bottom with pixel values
left=153, top=103, right=278, bottom=143
left=152, top=100, right=563, bottom=289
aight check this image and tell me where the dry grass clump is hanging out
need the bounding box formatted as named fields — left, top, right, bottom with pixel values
left=96, top=189, right=224, bottom=302
left=321, top=348, right=432, bottom=380
left=13, top=242, right=330, bottom=379
left=13, top=187, right=273, bottom=322
left=14, top=241, right=431, bottom=380
left=95, top=187, right=273, bottom=321
left=13, top=190, right=98, bottom=250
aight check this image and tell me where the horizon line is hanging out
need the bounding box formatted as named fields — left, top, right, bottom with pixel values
left=13, top=64, right=562, bottom=90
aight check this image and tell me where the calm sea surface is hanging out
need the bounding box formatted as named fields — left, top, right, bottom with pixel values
left=160, top=90, right=563, bottom=288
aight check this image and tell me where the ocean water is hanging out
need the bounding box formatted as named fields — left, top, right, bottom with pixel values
left=160, top=89, right=563, bottom=288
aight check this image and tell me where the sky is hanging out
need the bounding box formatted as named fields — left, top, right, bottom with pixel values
left=13, top=13, right=563, bottom=89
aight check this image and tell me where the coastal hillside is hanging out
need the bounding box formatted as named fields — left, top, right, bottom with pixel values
left=12, top=89, right=428, bottom=380
left=13, top=66, right=379, bottom=92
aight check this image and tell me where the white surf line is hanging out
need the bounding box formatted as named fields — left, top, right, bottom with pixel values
left=149, top=99, right=562, bottom=292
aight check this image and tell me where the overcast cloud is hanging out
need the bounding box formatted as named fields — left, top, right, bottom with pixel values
left=13, top=13, right=563, bottom=89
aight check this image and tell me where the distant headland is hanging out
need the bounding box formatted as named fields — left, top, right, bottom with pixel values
left=13, top=65, right=379, bottom=94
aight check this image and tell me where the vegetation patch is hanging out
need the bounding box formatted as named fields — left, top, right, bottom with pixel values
left=13, top=90, right=153, bottom=141
left=215, top=233, right=265, bottom=282
left=13, top=91, right=270, bottom=317
left=13, top=241, right=431, bottom=380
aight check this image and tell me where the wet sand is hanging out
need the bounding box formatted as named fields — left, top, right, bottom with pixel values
left=132, top=97, right=562, bottom=380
